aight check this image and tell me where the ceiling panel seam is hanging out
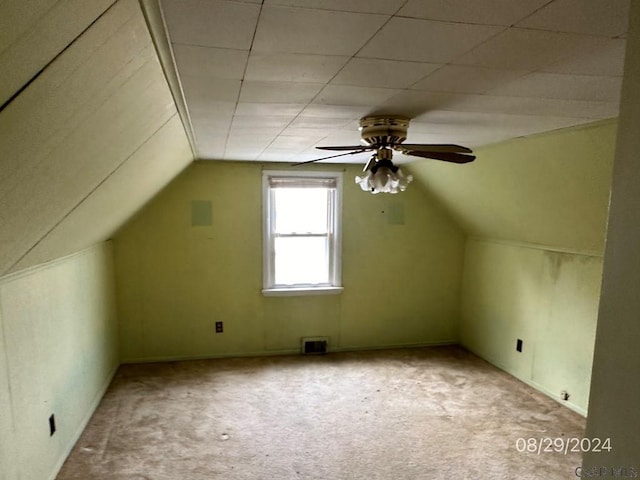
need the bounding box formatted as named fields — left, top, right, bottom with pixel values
left=0, top=0, right=118, bottom=115
left=223, top=0, right=265, bottom=160
left=510, top=0, right=555, bottom=26
left=158, top=0, right=627, bottom=162
left=254, top=1, right=409, bottom=161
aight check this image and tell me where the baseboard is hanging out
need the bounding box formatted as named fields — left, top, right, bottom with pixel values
left=120, top=340, right=459, bottom=364
left=48, top=361, right=120, bottom=480
left=330, top=340, right=459, bottom=353
left=461, top=344, right=587, bottom=417
left=121, top=349, right=301, bottom=364
left=526, top=378, right=587, bottom=417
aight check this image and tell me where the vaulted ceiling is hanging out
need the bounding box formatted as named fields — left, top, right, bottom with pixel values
left=156, top=0, right=628, bottom=163
left=0, top=0, right=192, bottom=275
left=0, top=0, right=628, bottom=276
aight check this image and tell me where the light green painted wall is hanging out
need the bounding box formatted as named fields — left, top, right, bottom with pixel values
left=0, top=306, right=17, bottom=478
left=0, top=242, right=119, bottom=480
left=442, top=119, right=615, bottom=417
left=407, top=119, right=616, bottom=254
left=461, top=238, right=603, bottom=415
left=115, top=161, right=465, bottom=362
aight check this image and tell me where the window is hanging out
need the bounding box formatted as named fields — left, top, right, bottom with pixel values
left=262, top=171, right=343, bottom=295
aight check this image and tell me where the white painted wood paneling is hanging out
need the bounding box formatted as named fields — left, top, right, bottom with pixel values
left=12, top=116, right=192, bottom=271
left=0, top=0, right=115, bottom=106
left=0, top=0, right=193, bottom=274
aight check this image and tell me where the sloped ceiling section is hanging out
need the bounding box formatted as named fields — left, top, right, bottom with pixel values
left=0, top=0, right=115, bottom=107
left=407, top=119, right=617, bottom=254
left=0, top=0, right=194, bottom=275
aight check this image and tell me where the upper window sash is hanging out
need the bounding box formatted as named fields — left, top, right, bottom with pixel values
left=268, top=176, right=338, bottom=189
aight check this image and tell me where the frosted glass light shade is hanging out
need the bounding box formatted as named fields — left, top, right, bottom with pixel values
left=355, top=166, right=413, bottom=194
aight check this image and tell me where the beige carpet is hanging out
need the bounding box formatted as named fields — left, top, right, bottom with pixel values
left=56, top=346, right=585, bottom=479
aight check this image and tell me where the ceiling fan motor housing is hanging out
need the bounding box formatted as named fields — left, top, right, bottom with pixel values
left=359, top=115, right=409, bottom=146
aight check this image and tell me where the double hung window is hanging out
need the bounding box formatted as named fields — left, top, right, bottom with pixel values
left=262, top=171, right=343, bottom=295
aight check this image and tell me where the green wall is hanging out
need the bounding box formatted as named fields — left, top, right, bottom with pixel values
left=407, top=119, right=616, bottom=254
left=115, top=162, right=465, bottom=362
left=438, top=119, right=616, bottom=417
left=0, top=242, right=119, bottom=480
left=461, top=239, right=602, bottom=415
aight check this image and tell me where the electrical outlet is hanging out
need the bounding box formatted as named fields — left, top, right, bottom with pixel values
left=215, top=321, right=223, bottom=333
left=49, top=414, right=56, bottom=436
left=516, top=339, right=523, bottom=352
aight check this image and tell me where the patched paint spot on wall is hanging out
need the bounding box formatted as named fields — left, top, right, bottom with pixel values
left=191, top=200, right=212, bottom=226
left=387, top=201, right=405, bottom=225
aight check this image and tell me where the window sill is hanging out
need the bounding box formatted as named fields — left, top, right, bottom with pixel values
left=262, top=286, right=344, bottom=297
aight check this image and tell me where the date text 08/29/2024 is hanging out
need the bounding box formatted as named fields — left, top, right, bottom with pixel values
left=516, top=437, right=612, bottom=455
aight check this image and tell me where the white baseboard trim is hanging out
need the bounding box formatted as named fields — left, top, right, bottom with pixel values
left=461, top=344, right=587, bottom=417
left=330, top=340, right=458, bottom=353
left=120, top=340, right=459, bottom=364
left=121, top=349, right=300, bottom=364
left=526, top=378, right=588, bottom=417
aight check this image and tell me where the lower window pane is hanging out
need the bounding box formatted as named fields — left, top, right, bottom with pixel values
left=274, top=236, right=329, bottom=285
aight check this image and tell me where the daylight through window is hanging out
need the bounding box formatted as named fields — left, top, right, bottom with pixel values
left=262, top=171, right=343, bottom=295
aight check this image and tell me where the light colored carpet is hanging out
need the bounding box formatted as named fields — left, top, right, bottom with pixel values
left=56, top=346, right=585, bottom=479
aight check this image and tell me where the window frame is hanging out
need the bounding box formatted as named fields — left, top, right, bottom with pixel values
left=262, top=170, right=343, bottom=296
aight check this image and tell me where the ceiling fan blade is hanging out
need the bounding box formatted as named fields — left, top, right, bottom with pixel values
left=402, top=150, right=476, bottom=164
left=316, top=145, right=374, bottom=151
left=291, top=149, right=370, bottom=166
left=396, top=143, right=473, bottom=153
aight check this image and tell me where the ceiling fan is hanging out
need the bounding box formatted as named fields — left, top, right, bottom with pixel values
left=295, top=115, right=475, bottom=194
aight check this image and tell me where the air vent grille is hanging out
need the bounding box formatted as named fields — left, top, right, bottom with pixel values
left=301, top=337, right=328, bottom=355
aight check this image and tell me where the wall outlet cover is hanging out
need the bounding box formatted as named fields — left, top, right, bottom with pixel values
left=49, top=414, right=56, bottom=436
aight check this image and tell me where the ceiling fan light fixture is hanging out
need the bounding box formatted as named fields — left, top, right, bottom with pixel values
left=359, top=115, right=409, bottom=146
left=301, top=115, right=474, bottom=185
left=355, top=160, right=413, bottom=194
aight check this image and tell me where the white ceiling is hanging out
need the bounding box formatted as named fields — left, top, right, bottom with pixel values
left=159, top=0, right=628, bottom=164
